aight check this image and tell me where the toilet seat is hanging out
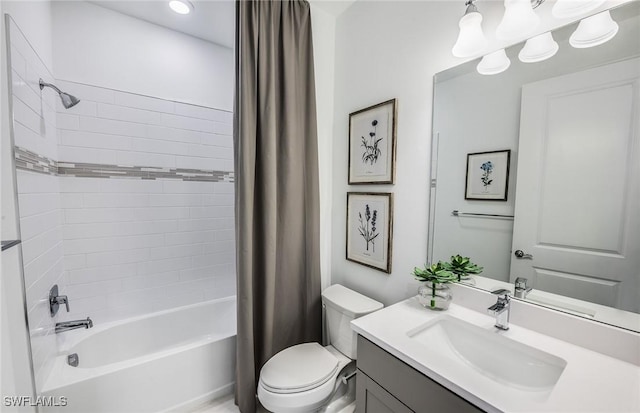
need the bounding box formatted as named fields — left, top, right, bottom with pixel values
left=260, top=343, right=340, bottom=394
left=258, top=344, right=351, bottom=413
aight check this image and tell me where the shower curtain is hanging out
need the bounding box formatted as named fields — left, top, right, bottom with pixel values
left=233, top=1, right=322, bottom=412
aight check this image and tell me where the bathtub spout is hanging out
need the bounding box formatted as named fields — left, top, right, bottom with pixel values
left=55, top=317, right=93, bottom=334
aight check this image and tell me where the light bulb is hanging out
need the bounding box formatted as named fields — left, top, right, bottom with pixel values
left=169, top=0, right=192, bottom=15
left=519, top=32, right=559, bottom=63
left=496, top=0, right=540, bottom=41
left=452, top=3, right=488, bottom=58
left=570, top=10, right=619, bottom=49
left=477, top=49, right=511, bottom=75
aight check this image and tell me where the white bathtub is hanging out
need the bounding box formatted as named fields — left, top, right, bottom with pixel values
left=41, top=296, right=237, bottom=413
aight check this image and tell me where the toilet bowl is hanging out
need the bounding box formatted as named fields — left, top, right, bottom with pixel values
left=257, top=285, right=383, bottom=413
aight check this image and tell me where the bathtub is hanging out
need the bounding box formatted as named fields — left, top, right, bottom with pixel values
left=41, top=296, right=237, bottom=413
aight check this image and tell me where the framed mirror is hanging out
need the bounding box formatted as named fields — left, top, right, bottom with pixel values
left=429, top=1, right=640, bottom=332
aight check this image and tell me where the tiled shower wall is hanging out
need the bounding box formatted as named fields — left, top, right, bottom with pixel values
left=54, top=81, right=236, bottom=324
left=8, top=19, right=64, bottom=391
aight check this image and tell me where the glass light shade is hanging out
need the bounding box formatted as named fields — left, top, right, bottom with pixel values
left=452, top=11, right=488, bottom=58
left=552, top=0, right=607, bottom=19
left=519, top=32, right=559, bottom=63
left=169, top=0, right=192, bottom=14
left=570, top=11, right=619, bottom=48
left=496, top=0, right=541, bottom=41
left=477, top=49, right=511, bottom=75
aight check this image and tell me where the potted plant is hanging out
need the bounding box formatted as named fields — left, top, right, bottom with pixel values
left=412, top=262, right=457, bottom=311
left=443, top=255, right=483, bottom=285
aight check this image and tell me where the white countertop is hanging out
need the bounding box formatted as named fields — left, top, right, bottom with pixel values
left=351, top=297, right=640, bottom=413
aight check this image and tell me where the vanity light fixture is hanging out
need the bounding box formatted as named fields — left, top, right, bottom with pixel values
left=452, top=0, right=488, bottom=58
left=169, top=0, right=193, bottom=15
left=552, top=0, right=607, bottom=19
left=477, top=49, right=511, bottom=75
left=570, top=10, right=619, bottom=48
left=496, top=0, right=541, bottom=41
left=518, top=32, right=559, bottom=62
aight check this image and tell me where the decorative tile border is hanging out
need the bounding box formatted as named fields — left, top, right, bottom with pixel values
left=14, top=146, right=234, bottom=183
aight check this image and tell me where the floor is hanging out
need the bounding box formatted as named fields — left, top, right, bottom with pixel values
left=186, top=394, right=240, bottom=413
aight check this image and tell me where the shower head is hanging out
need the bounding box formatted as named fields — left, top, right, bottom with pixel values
left=39, top=79, right=80, bottom=109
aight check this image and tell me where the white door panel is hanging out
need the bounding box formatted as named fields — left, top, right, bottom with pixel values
left=511, top=58, right=640, bottom=313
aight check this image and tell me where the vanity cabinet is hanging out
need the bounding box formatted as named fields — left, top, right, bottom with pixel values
left=356, top=336, right=484, bottom=413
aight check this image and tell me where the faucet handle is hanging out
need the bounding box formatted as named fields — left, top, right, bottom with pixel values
left=514, top=277, right=528, bottom=290
left=491, top=288, right=511, bottom=297
left=56, top=295, right=70, bottom=312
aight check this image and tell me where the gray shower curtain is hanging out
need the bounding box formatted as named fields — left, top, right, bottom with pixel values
left=233, top=1, right=322, bottom=412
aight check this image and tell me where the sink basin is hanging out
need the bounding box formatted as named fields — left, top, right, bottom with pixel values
left=407, top=315, right=567, bottom=391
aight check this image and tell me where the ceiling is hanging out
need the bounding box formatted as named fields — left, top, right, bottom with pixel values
left=89, top=1, right=236, bottom=48
left=90, top=0, right=356, bottom=49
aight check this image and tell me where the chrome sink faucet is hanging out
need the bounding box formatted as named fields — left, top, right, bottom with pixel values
left=487, top=289, right=510, bottom=330
left=514, top=277, right=533, bottom=299
left=55, top=317, right=93, bottom=334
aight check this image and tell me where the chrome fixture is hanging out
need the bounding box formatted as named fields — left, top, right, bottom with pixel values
left=514, top=249, right=533, bottom=260
left=514, top=277, right=533, bottom=299
left=49, top=284, right=69, bottom=317
left=67, top=353, right=79, bottom=367
left=39, top=78, right=80, bottom=109
left=55, top=317, right=93, bottom=334
left=487, top=289, right=511, bottom=330
left=452, top=210, right=514, bottom=220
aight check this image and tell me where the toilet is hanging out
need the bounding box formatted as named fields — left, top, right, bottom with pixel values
left=257, top=284, right=383, bottom=413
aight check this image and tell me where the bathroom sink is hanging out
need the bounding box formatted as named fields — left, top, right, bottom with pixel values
left=407, top=315, right=567, bottom=391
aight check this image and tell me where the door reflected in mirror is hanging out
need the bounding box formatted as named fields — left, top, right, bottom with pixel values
left=429, top=2, right=640, bottom=332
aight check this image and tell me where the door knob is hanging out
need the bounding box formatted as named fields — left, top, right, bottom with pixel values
left=514, top=250, right=533, bottom=259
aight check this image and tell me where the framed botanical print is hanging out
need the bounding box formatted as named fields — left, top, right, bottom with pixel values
left=346, top=192, right=393, bottom=273
left=348, top=99, right=397, bottom=184
left=465, top=150, right=511, bottom=201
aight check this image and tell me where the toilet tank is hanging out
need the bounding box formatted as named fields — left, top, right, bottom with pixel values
left=321, top=284, right=383, bottom=359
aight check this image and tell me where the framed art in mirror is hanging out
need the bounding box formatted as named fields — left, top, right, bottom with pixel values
left=464, top=150, right=510, bottom=201
left=346, top=192, right=393, bottom=273
left=348, top=99, right=397, bottom=184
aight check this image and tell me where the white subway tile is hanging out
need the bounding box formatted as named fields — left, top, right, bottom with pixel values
left=192, top=252, right=234, bottom=269
left=59, top=177, right=102, bottom=193
left=178, top=218, right=230, bottom=232
left=145, top=125, right=203, bottom=144
left=12, top=71, right=41, bottom=113
left=215, top=230, right=235, bottom=242
left=67, top=263, right=138, bottom=285
left=133, top=207, right=189, bottom=221
left=23, top=242, right=64, bottom=289
left=186, top=144, right=233, bottom=160
left=13, top=98, right=44, bottom=134
left=97, top=103, right=163, bottom=125
left=114, top=91, right=175, bottom=113
left=64, top=208, right=136, bottom=224
left=63, top=234, right=165, bottom=254
left=202, top=194, right=234, bottom=206
left=18, top=193, right=61, bottom=217
left=86, top=248, right=149, bottom=268
left=163, top=180, right=215, bottom=194
left=22, top=230, right=63, bottom=266
left=189, top=206, right=234, bottom=218
left=116, top=150, right=175, bottom=168
left=147, top=193, right=203, bottom=207
left=131, top=137, right=187, bottom=156
left=64, top=254, right=86, bottom=270
left=58, top=146, right=118, bottom=164
left=20, top=210, right=62, bottom=241
left=200, top=133, right=233, bottom=148
left=137, top=257, right=192, bottom=276
left=56, top=113, right=80, bottom=130
left=82, top=193, right=149, bottom=208
left=165, top=231, right=216, bottom=246
left=63, top=220, right=178, bottom=240
left=122, top=271, right=180, bottom=291
left=79, top=116, right=147, bottom=138
left=161, top=113, right=216, bottom=133
left=56, top=99, right=98, bottom=117
left=148, top=244, right=203, bottom=261
left=61, top=193, right=84, bottom=208
left=173, top=103, right=232, bottom=123
left=213, top=182, right=234, bottom=194
left=99, top=179, right=164, bottom=194
left=59, top=129, right=132, bottom=151
left=65, top=279, right=122, bottom=299
left=9, top=47, right=27, bottom=78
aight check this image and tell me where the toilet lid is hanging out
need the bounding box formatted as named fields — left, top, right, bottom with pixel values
left=260, top=343, right=339, bottom=394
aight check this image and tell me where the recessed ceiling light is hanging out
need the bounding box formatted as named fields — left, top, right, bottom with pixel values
left=169, top=0, right=193, bottom=15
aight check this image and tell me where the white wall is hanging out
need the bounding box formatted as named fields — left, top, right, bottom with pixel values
left=51, top=1, right=233, bottom=111
left=330, top=1, right=463, bottom=306
left=311, top=5, right=337, bottom=291
left=56, top=81, right=235, bottom=325
left=327, top=0, right=634, bottom=306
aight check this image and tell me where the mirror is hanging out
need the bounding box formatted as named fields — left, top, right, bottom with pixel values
left=429, top=2, right=640, bottom=332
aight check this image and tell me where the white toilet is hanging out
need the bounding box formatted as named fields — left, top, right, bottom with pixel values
left=257, top=284, right=383, bottom=413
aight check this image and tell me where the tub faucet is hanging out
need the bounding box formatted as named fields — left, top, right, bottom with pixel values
left=514, top=277, right=533, bottom=299
left=487, top=289, right=510, bottom=331
left=55, top=317, right=93, bottom=334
